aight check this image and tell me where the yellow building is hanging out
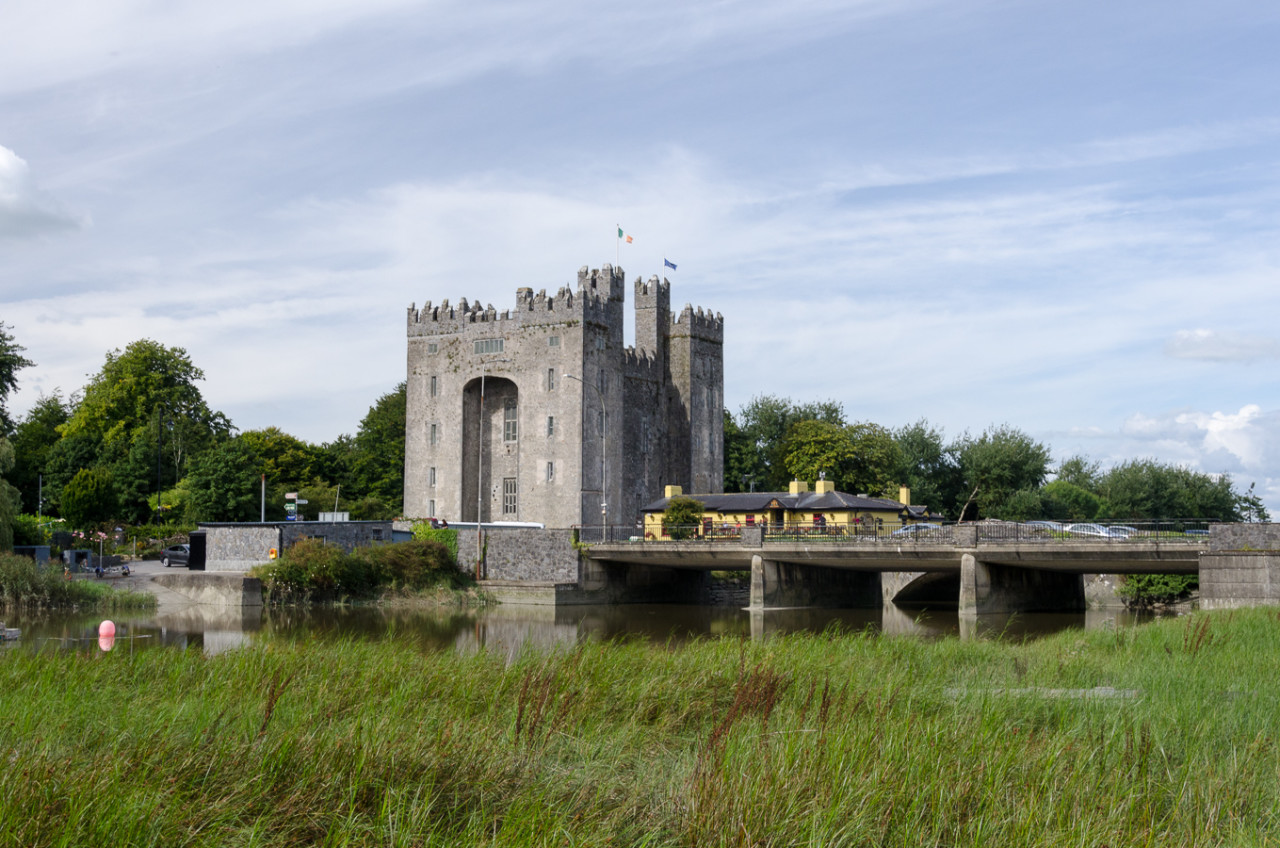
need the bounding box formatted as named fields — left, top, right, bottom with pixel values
left=641, top=480, right=941, bottom=539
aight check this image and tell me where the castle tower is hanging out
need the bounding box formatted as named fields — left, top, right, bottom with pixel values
left=404, top=264, right=722, bottom=528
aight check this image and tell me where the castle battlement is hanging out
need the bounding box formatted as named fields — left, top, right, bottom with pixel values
left=670, top=303, right=724, bottom=342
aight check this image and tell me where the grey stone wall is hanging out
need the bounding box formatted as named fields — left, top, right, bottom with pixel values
left=1201, top=552, right=1280, bottom=608
left=1210, top=523, right=1280, bottom=551
left=457, top=527, right=581, bottom=583
left=201, top=522, right=393, bottom=572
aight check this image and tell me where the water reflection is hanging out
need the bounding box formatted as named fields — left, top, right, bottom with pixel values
left=3, top=600, right=1160, bottom=657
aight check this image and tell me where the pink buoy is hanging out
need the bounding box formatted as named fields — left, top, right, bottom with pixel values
left=99, top=620, right=116, bottom=638
left=98, top=635, right=115, bottom=652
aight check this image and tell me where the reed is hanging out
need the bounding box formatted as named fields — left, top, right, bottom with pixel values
left=0, top=552, right=156, bottom=612
left=2, top=609, right=1279, bottom=845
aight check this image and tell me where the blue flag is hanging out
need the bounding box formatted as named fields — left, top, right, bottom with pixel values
left=664, top=258, right=677, bottom=270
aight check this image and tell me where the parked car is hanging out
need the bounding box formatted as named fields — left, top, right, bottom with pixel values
left=1064, top=523, right=1130, bottom=539
left=891, top=523, right=943, bottom=538
left=161, top=544, right=190, bottom=567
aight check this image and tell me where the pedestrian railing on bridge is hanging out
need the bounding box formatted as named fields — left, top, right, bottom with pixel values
left=581, top=519, right=1216, bottom=545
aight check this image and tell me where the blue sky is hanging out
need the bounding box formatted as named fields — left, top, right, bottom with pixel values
left=3, top=0, right=1280, bottom=510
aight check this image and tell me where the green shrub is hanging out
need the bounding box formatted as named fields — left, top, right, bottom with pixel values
left=1118, top=573, right=1198, bottom=606
left=412, top=524, right=459, bottom=561
left=663, top=496, right=705, bottom=540
left=254, top=538, right=464, bottom=603
left=11, top=514, right=46, bottom=546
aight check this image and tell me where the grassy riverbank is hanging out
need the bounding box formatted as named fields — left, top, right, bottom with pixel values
left=0, top=552, right=156, bottom=612
left=3, top=608, right=1279, bottom=846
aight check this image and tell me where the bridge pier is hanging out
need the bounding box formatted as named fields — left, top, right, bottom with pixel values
left=749, top=555, right=881, bottom=609
left=959, top=553, right=1085, bottom=615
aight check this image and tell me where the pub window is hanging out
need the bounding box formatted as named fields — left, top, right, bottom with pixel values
left=503, top=399, right=518, bottom=442
left=474, top=338, right=504, bottom=355
left=502, top=478, right=518, bottom=515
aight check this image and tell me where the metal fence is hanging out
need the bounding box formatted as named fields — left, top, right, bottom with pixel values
left=579, top=519, right=1217, bottom=545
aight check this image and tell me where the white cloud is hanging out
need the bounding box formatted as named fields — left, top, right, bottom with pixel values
left=1165, top=329, right=1280, bottom=362
left=0, top=146, right=82, bottom=240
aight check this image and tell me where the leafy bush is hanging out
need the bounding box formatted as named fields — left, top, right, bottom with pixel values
left=11, top=514, right=46, bottom=546
left=663, top=496, right=705, bottom=540
left=412, top=524, right=458, bottom=561
left=254, top=538, right=462, bottom=603
left=1118, top=573, right=1198, bottom=607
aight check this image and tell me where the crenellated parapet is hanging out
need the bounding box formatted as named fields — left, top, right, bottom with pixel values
left=621, top=345, right=662, bottom=381
left=670, top=303, right=724, bottom=343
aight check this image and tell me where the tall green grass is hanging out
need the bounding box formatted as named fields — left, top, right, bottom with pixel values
left=0, top=552, right=156, bottom=612
left=2, top=609, right=1279, bottom=845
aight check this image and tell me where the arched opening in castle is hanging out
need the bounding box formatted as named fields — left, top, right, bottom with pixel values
left=405, top=265, right=724, bottom=529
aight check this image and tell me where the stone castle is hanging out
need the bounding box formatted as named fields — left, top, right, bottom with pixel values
left=404, top=265, right=724, bottom=528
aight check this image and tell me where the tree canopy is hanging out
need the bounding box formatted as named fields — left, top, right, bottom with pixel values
left=0, top=323, right=34, bottom=435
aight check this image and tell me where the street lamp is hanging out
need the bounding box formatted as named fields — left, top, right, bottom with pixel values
left=476, top=358, right=510, bottom=579
left=564, top=373, right=606, bottom=541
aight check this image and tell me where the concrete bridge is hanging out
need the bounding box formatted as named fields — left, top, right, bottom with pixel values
left=576, top=523, right=1280, bottom=614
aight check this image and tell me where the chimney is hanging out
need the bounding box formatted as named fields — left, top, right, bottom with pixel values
left=789, top=479, right=809, bottom=495
left=899, top=485, right=912, bottom=505
left=664, top=485, right=683, bottom=498
left=814, top=479, right=835, bottom=494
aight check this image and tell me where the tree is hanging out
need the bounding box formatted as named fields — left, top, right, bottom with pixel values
left=60, top=467, right=120, bottom=527
left=1054, top=455, right=1102, bottom=491
left=662, top=496, right=705, bottom=540
left=893, top=419, right=962, bottom=517
left=781, top=420, right=901, bottom=496
left=352, top=382, right=406, bottom=509
left=1041, top=479, right=1103, bottom=521
left=952, top=425, right=1051, bottom=520
left=58, top=340, right=232, bottom=516
left=0, top=438, right=19, bottom=550
left=185, top=438, right=264, bottom=522
left=0, top=323, right=34, bottom=435
left=731, top=395, right=845, bottom=491
left=8, top=392, right=71, bottom=516
left=1099, top=460, right=1238, bottom=520
left=722, top=409, right=757, bottom=492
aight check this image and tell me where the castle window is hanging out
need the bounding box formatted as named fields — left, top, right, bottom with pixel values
left=430, top=423, right=438, bottom=446
left=503, top=399, right=518, bottom=442
left=597, top=410, right=604, bottom=436
left=546, top=461, right=555, bottom=482
left=547, top=416, right=555, bottom=437
left=548, top=335, right=560, bottom=347
left=429, top=467, right=436, bottom=487
left=430, top=376, right=438, bottom=397
left=598, top=371, right=607, bottom=394
left=502, top=478, right=518, bottom=515
left=428, top=499, right=436, bottom=518
left=474, top=338, right=504, bottom=355
left=596, top=334, right=605, bottom=351
left=547, top=368, right=555, bottom=391
left=641, top=417, right=650, bottom=453
left=427, top=342, right=438, bottom=354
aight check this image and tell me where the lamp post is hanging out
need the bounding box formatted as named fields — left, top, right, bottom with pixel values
left=564, top=372, right=606, bottom=541
left=154, top=402, right=172, bottom=520
left=476, top=358, right=510, bottom=579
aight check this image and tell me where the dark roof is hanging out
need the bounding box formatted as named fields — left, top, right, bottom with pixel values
left=642, top=490, right=906, bottom=514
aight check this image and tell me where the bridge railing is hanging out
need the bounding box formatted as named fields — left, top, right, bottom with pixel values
left=589, top=519, right=1218, bottom=545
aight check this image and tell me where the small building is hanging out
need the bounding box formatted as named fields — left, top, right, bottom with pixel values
left=198, top=520, right=394, bottom=571
left=641, top=480, right=942, bottom=538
